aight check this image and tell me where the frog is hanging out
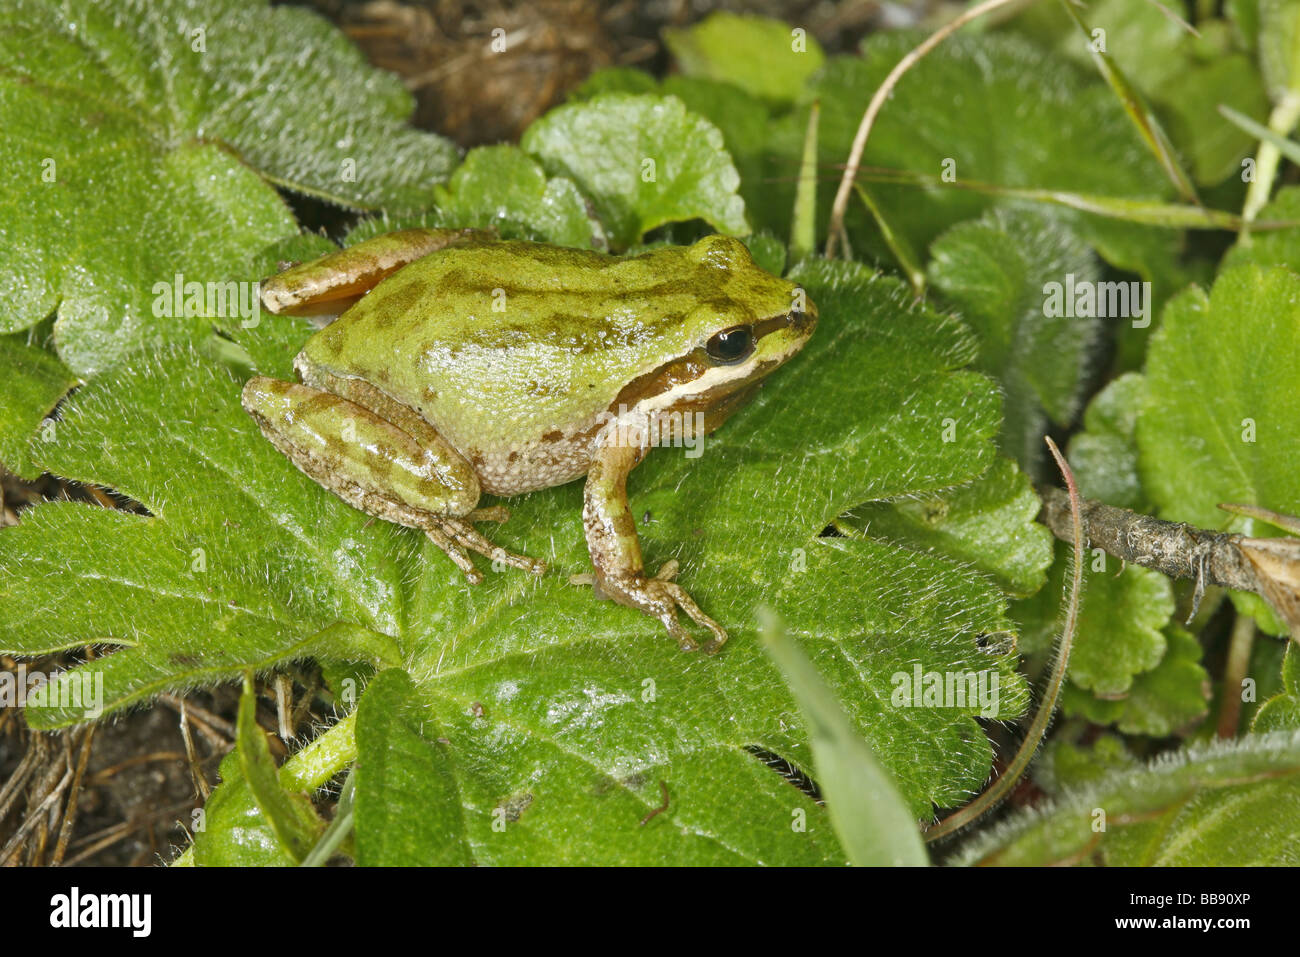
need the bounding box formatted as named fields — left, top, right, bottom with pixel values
left=241, top=228, right=816, bottom=653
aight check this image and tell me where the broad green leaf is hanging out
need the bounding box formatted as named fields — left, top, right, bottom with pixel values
left=2, top=260, right=1034, bottom=864
left=663, top=12, right=825, bottom=106
left=0, top=0, right=457, bottom=374
left=760, top=611, right=928, bottom=867
left=432, top=146, right=602, bottom=249
left=955, top=731, right=1300, bottom=865
left=2, top=350, right=407, bottom=726
left=928, top=209, right=1102, bottom=472
left=521, top=94, right=749, bottom=248
left=235, top=673, right=324, bottom=862
left=1221, top=185, right=1300, bottom=271
left=1067, top=373, right=1150, bottom=511
left=1138, top=265, right=1300, bottom=631
left=574, top=72, right=776, bottom=241
left=353, top=669, right=474, bottom=866
left=786, top=32, right=1178, bottom=285
left=1016, top=542, right=1174, bottom=698
left=841, top=457, right=1054, bottom=598
left=0, top=336, right=79, bottom=478
left=1063, top=625, right=1210, bottom=737
left=1254, top=644, right=1300, bottom=731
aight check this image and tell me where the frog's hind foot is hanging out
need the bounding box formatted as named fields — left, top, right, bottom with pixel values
left=422, top=522, right=485, bottom=584
left=432, top=515, right=547, bottom=577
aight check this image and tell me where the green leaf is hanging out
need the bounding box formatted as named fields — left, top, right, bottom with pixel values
left=432, top=146, right=602, bottom=249
left=0, top=336, right=79, bottom=478
left=235, top=673, right=324, bottom=863
left=1260, top=0, right=1300, bottom=102
left=3, top=350, right=406, bottom=727
left=842, top=457, right=1054, bottom=598
left=1063, top=625, right=1210, bottom=737
left=1067, top=372, right=1150, bottom=512
left=1015, top=543, right=1174, bottom=698
left=573, top=72, right=776, bottom=243
left=1138, top=265, right=1300, bottom=631
left=797, top=32, right=1174, bottom=274
left=0, top=0, right=457, bottom=374
left=1034, top=734, right=1137, bottom=796
left=1028, top=0, right=1268, bottom=186
left=1254, top=643, right=1300, bottom=732
left=521, top=94, right=749, bottom=248
left=928, top=209, right=1103, bottom=472
left=353, top=669, right=474, bottom=866
left=955, top=731, right=1300, bottom=865
left=192, top=753, right=300, bottom=866
left=3, top=259, right=1034, bottom=863
left=1221, top=185, right=1300, bottom=272
left=760, top=611, right=928, bottom=867
left=663, top=12, right=825, bottom=106
left=1058, top=0, right=1197, bottom=200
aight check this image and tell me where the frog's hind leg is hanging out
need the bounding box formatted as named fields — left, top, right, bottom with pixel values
left=431, top=515, right=547, bottom=576
left=261, top=227, right=492, bottom=317
left=241, top=375, right=546, bottom=582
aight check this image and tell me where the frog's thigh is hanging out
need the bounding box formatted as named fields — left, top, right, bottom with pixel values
left=261, top=227, right=488, bottom=317
left=242, top=376, right=480, bottom=523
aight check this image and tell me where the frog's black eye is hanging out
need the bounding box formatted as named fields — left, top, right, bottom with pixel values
left=705, top=326, right=755, bottom=364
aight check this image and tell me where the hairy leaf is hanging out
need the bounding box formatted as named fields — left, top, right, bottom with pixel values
left=521, top=94, right=749, bottom=248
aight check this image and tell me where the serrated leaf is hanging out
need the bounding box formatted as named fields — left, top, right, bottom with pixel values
left=353, top=669, right=473, bottom=866
left=760, top=611, right=928, bottom=866
left=663, top=12, right=825, bottom=107
left=574, top=71, right=776, bottom=243
left=1063, top=625, right=1210, bottom=737
left=1, top=351, right=407, bottom=726
left=432, top=145, right=601, bottom=249
left=0, top=336, right=79, bottom=478
left=1015, top=542, right=1174, bottom=697
left=841, top=457, right=1053, bottom=598
left=1067, top=372, right=1150, bottom=511
left=521, top=94, right=749, bottom=249
left=2, top=258, right=1034, bottom=863
left=955, top=731, right=1300, bottom=865
left=0, top=0, right=457, bottom=375
left=1138, top=265, right=1300, bottom=632
left=928, top=209, right=1103, bottom=472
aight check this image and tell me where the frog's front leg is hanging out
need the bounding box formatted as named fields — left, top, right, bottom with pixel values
left=582, top=442, right=728, bottom=653
left=241, top=376, right=545, bottom=582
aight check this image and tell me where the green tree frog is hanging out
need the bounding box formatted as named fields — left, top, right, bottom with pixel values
left=242, top=228, right=816, bottom=652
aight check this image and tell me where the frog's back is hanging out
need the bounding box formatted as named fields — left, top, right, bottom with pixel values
left=299, top=240, right=715, bottom=493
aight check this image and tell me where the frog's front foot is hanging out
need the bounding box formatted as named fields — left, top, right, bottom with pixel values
left=425, top=513, right=547, bottom=584
left=595, top=572, right=728, bottom=654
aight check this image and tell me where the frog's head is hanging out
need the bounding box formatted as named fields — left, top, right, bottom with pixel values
left=615, top=235, right=817, bottom=425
